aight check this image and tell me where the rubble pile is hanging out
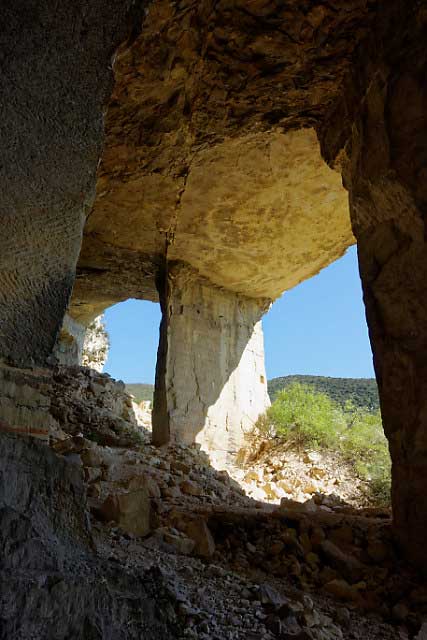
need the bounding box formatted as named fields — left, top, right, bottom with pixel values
left=235, top=441, right=367, bottom=506
left=0, top=364, right=143, bottom=446
left=2, top=365, right=426, bottom=639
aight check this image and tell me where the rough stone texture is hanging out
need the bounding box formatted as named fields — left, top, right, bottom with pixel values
left=72, top=128, right=353, bottom=321
left=0, top=0, right=147, bottom=366
left=54, top=315, right=109, bottom=370
left=82, top=315, right=110, bottom=371
left=319, top=1, right=427, bottom=570
left=152, top=264, right=270, bottom=465
left=54, top=314, right=87, bottom=367
left=98, top=488, right=151, bottom=537
left=4, top=0, right=427, bottom=577
left=0, top=432, right=180, bottom=639
left=67, top=0, right=380, bottom=322
left=0, top=365, right=141, bottom=447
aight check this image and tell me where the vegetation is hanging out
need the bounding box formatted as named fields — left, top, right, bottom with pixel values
left=268, top=374, right=379, bottom=412
left=126, top=375, right=379, bottom=410
left=125, top=383, right=154, bottom=403
left=258, top=382, right=391, bottom=505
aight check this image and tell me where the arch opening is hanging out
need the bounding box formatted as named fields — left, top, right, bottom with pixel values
left=236, top=246, right=391, bottom=510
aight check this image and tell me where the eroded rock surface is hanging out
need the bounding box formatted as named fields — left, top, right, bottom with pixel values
left=73, top=128, right=353, bottom=320
left=3, top=363, right=427, bottom=639
left=3, top=0, right=427, bottom=577
left=152, top=264, right=270, bottom=463
left=82, top=315, right=110, bottom=371
left=0, top=364, right=140, bottom=447
left=0, top=432, right=180, bottom=639
left=65, top=0, right=384, bottom=323
left=0, top=0, right=147, bottom=366
left=318, top=0, right=427, bottom=570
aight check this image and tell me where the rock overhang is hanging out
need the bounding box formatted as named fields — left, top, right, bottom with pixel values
left=72, top=127, right=354, bottom=322
left=68, top=0, right=378, bottom=323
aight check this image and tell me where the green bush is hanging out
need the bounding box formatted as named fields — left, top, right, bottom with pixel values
left=264, top=383, right=346, bottom=449
left=257, top=382, right=391, bottom=506
left=339, top=406, right=391, bottom=505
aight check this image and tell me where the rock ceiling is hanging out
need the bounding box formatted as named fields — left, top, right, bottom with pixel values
left=70, top=0, right=378, bottom=322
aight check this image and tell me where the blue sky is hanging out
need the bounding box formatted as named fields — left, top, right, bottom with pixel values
left=104, top=245, right=375, bottom=383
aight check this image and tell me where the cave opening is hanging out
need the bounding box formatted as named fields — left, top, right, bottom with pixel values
left=103, top=298, right=160, bottom=401
left=247, top=245, right=392, bottom=510
left=264, top=246, right=374, bottom=382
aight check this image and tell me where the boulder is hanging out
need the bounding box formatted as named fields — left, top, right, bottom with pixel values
left=81, top=444, right=114, bottom=468
left=324, top=579, right=360, bottom=602
left=103, top=462, right=146, bottom=484
left=280, top=497, right=318, bottom=514
left=180, top=479, right=203, bottom=496
left=185, top=519, right=215, bottom=558
left=277, top=479, right=293, bottom=494
left=259, top=583, right=286, bottom=609
left=127, top=474, right=161, bottom=498
left=263, top=482, right=280, bottom=500
left=162, top=486, right=182, bottom=500
left=320, top=540, right=364, bottom=583
left=244, top=469, right=263, bottom=483
left=171, top=460, right=191, bottom=475
left=98, top=489, right=151, bottom=537
left=84, top=466, right=102, bottom=483
left=160, top=528, right=196, bottom=555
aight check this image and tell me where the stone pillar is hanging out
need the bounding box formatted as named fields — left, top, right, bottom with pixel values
left=152, top=264, right=270, bottom=466
left=0, top=0, right=142, bottom=366
left=329, top=8, right=427, bottom=568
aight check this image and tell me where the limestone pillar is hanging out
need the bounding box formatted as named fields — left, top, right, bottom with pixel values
left=331, top=10, right=427, bottom=568
left=0, top=0, right=141, bottom=366
left=152, top=264, right=270, bottom=466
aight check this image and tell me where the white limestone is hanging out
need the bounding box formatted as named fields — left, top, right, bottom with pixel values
left=153, top=264, right=270, bottom=465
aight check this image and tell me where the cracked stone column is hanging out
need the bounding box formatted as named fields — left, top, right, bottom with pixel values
left=152, top=263, right=270, bottom=466
left=323, top=3, right=427, bottom=569
left=0, top=0, right=143, bottom=366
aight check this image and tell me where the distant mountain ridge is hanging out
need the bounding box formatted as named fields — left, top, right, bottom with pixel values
left=126, top=375, right=380, bottom=412
left=268, top=375, right=379, bottom=411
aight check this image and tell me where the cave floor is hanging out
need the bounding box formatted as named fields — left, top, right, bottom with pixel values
left=1, top=365, right=424, bottom=639
left=82, top=430, right=420, bottom=640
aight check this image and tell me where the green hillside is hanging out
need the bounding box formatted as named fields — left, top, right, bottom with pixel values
left=125, top=375, right=379, bottom=412
left=125, top=383, right=154, bottom=403
left=267, top=375, right=379, bottom=412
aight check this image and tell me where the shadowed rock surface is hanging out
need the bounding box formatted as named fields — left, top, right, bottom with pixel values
left=0, top=432, right=180, bottom=639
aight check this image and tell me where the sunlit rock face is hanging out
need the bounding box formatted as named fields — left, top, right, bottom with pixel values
left=152, top=264, right=271, bottom=465
left=54, top=314, right=86, bottom=368
left=73, top=128, right=353, bottom=318
left=54, top=314, right=109, bottom=371
left=82, top=316, right=110, bottom=372
left=67, top=0, right=380, bottom=323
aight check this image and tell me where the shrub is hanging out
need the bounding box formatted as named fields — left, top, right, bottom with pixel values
left=262, top=383, right=346, bottom=449
left=257, top=382, right=391, bottom=506
left=339, top=406, right=391, bottom=505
